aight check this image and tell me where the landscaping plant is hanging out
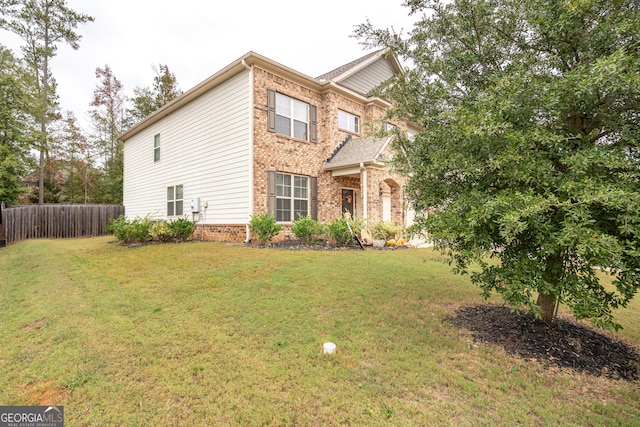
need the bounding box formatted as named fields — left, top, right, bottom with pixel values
left=248, top=213, right=282, bottom=243
left=150, top=221, right=173, bottom=242
left=106, top=215, right=151, bottom=243
left=291, top=215, right=325, bottom=244
left=167, top=217, right=196, bottom=242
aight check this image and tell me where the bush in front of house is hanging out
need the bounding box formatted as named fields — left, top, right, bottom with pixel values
left=150, top=221, right=173, bottom=242
left=291, top=215, right=325, bottom=244
left=108, top=216, right=196, bottom=244
left=107, top=216, right=152, bottom=243
left=167, top=217, right=196, bottom=242
left=249, top=213, right=282, bottom=243
left=327, top=214, right=367, bottom=246
left=372, top=220, right=404, bottom=241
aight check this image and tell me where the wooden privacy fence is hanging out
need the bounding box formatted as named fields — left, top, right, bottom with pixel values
left=0, top=203, right=124, bottom=244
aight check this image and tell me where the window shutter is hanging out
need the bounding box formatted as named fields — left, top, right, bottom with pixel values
left=310, top=104, right=317, bottom=143
left=267, top=89, right=276, bottom=133
left=267, top=170, right=276, bottom=217
left=310, top=176, right=318, bottom=220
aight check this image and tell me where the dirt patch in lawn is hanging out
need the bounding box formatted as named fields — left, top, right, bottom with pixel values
left=448, top=305, right=640, bottom=381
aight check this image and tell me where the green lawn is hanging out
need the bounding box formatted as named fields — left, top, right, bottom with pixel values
left=1, top=237, right=638, bottom=426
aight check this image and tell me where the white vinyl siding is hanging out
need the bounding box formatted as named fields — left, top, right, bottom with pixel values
left=123, top=70, right=252, bottom=223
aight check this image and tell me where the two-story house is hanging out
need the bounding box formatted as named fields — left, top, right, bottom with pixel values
left=120, top=49, right=419, bottom=242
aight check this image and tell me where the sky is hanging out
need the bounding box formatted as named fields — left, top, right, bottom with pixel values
left=1, top=0, right=418, bottom=130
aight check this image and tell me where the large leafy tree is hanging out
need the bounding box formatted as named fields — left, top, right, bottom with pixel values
left=0, top=45, right=34, bottom=205
left=129, top=63, right=182, bottom=123
left=356, top=0, right=640, bottom=328
left=0, top=0, right=93, bottom=203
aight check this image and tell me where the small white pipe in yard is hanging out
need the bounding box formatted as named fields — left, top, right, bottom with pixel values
left=244, top=222, right=251, bottom=244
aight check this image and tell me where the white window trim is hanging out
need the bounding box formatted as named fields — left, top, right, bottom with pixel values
left=154, top=134, right=160, bottom=162
left=338, top=110, right=360, bottom=134
left=275, top=93, right=309, bottom=141
left=167, top=184, right=184, bottom=217
left=276, top=172, right=309, bottom=222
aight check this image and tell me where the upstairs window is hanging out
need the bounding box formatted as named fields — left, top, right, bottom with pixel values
left=338, top=110, right=360, bottom=134
left=167, top=185, right=183, bottom=216
left=267, top=89, right=317, bottom=142
left=154, top=134, right=160, bottom=162
left=276, top=93, right=309, bottom=140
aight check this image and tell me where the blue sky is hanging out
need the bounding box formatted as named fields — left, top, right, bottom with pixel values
left=1, top=0, right=418, bottom=130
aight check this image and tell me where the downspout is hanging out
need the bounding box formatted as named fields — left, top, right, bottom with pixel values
left=360, top=162, right=368, bottom=224
left=242, top=58, right=254, bottom=243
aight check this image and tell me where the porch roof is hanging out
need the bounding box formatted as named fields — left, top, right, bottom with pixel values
left=324, top=135, right=392, bottom=170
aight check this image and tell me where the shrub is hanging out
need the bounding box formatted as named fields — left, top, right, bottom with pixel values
left=326, top=214, right=366, bottom=246
left=150, top=221, right=173, bottom=242
left=167, top=217, right=196, bottom=242
left=327, top=218, right=352, bottom=245
left=291, top=215, right=325, bottom=244
left=107, top=216, right=151, bottom=243
left=372, top=220, right=403, bottom=241
left=249, top=214, right=282, bottom=243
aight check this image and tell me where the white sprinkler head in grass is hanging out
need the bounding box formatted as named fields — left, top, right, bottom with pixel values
left=323, top=342, right=337, bottom=354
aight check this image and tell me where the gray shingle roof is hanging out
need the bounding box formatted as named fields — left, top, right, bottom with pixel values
left=316, top=49, right=385, bottom=82
left=325, top=135, right=391, bottom=169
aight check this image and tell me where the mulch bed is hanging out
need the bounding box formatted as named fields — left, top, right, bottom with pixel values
left=447, top=305, right=640, bottom=381
left=246, top=239, right=408, bottom=251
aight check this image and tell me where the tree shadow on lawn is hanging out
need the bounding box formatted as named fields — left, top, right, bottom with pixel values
left=448, top=305, right=640, bottom=381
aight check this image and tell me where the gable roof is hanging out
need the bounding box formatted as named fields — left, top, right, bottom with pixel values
left=324, top=135, right=393, bottom=170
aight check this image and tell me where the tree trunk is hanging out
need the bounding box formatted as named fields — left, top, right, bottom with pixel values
left=536, top=292, right=557, bottom=325
left=538, top=252, right=563, bottom=325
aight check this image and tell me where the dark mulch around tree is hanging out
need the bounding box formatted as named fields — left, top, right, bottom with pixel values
left=447, top=305, right=640, bottom=381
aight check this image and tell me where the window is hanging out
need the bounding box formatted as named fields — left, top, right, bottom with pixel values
left=154, top=134, right=160, bottom=162
left=275, top=93, right=309, bottom=140
left=275, top=173, right=308, bottom=222
left=384, top=122, right=398, bottom=132
left=267, top=90, right=317, bottom=142
left=338, top=110, right=360, bottom=133
left=167, top=185, right=183, bottom=216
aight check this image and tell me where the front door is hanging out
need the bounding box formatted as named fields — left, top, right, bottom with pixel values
left=342, top=189, right=354, bottom=217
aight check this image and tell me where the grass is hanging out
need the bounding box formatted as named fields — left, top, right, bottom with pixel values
left=0, top=236, right=638, bottom=426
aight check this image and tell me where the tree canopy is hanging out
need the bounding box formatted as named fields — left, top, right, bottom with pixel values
left=0, top=0, right=94, bottom=203
left=129, top=64, right=182, bottom=123
left=356, top=0, right=640, bottom=328
left=0, top=45, right=34, bottom=205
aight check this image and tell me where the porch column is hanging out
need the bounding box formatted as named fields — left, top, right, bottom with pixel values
left=360, top=163, right=367, bottom=223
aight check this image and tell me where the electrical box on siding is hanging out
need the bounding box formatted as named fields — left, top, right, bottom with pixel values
left=191, top=197, right=200, bottom=213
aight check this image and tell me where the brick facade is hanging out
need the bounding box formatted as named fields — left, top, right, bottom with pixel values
left=251, top=66, right=408, bottom=237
